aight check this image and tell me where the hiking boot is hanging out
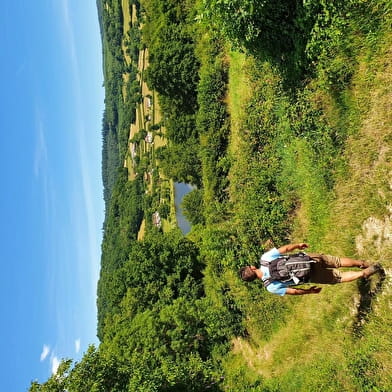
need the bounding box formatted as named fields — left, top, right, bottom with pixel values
left=359, top=260, right=371, bottom=269
left=362, top=263, right=382, bottom=279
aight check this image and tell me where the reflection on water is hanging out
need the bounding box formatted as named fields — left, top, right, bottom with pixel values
left=174, top=182, right=193, bottom=234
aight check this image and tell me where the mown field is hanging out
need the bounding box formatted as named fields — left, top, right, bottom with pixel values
left=30, top=0, right=392, bottom=391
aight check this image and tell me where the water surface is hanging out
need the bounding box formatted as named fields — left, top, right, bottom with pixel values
left=174, top=182, right=193, bottom=234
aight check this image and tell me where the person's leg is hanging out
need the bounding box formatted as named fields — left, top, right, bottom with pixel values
left=309, top=260, right=342, bottom=284
left=340, top=270, right=365, bottom=282
left=340, top=257, right=370, bottom=269
left=341, top=264, right=382, bottom=282
left=308, top=253, right=371, bottom=269
left=307, top=253, right=342, bottom=268
left=308, top=254, right=381, bottom=284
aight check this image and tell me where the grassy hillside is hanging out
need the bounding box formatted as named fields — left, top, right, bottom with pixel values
left=218, top=3, right=392, bottom=390
left=222, top=49, right=392, bottom=383
left=30, top=1, right=392, bottom=391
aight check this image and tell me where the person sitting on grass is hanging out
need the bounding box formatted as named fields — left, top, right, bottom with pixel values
left=239, top=242, right=383, bottom=296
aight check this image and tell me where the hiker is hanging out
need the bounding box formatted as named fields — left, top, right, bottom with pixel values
left=239, top=242, right=383, bottom=296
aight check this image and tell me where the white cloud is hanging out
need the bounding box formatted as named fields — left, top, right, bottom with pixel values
left=80, top=148, right=102, bottom=291
left=40, top=345, right=50, bottom=361
left=59, top=0, right=79, bottom=87
left=75, top=339, right=81, bottom=354
left=33, top=112, right=48, bottom=178
left=59, top=0, right=101, bottom=291
left=51, top=356, right=61, bottom=375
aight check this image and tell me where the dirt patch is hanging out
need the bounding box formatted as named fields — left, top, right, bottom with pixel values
left=232, top=337, right=271, bottom=377
left=353, top=208, right=392, bottom=336
left=355, top=210, right=392, bottom=259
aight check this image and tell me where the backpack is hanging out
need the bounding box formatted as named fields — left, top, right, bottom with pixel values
left=260, top=252, right=315, bottom=286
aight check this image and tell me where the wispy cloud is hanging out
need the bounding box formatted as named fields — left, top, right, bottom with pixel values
left=75, top=339, right=81, bottom=354
left=40, top=345, right=60, bottom=375
left=58, top=0, right=102, bottom=300
left=33, top=111, right=48, bottom=178
left=80, top=148, right=102, bottom=290
left=51, top=355, right=60, bottom=375
left=32, top=104, right=57, bottom=236
left=40, top=345, right=50, bottom=361
left=52, top=0, right=103, bottom=342
left=59, top=0, right=80, bottom=88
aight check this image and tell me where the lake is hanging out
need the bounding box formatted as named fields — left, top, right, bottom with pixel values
left=174, top=182, right=193, bottom=234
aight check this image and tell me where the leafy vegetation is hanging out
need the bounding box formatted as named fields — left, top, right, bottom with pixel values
left=31, top=0, right=392, bottom=391
left=100, top=0, right=142, bottom=211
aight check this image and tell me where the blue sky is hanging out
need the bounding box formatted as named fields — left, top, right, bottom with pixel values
left=0, top=1, right=104, bottom=390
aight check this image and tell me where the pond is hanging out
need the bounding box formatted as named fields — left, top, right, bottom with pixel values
left=174, top=182, right=193, bottom=234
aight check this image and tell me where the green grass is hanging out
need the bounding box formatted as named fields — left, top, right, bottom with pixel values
left=221, top=20, right=392, bottom=392
left=278, top=138, right=332, bottom=247
left=227, top=51, right=253, bottom=157
left=121, top=0, right=131, bottom=65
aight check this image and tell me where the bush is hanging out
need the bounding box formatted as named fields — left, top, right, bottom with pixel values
left=181, top=189, right=205, bottom=225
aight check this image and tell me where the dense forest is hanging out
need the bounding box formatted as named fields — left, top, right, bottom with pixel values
left=31, top=0, right=392, bottom=391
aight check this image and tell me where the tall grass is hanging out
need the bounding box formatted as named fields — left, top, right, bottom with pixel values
left=220, top=7, right=392, bottom=392
left=278, top=138, right=332, bottom=248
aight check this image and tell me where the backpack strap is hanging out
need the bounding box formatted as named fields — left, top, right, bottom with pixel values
left=259, top=258, right=279, bottom=287
left=259, top=252, right=315, bottom=287
left=285, top=252, right=315, bottom=284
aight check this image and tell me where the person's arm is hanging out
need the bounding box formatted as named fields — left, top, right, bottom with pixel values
left=277, top=243, right=308, bottom=254
left=285, top=286, right=321, bottom=295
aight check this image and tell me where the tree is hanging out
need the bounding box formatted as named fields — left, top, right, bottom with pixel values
left=200, top=0, right=307, bottom=63
left=66, top=345, right=129, bottom=392
left=29, top=360, right=72, bottom=392
left=155, top=143, right=202, bottom=187
left=181, top=188, right=205, bottom=225
left=145, top=24, right=199, bottom=111
left=29, top=346, right=129, bottom=392
left=158, top=202, right=170, bottom=219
